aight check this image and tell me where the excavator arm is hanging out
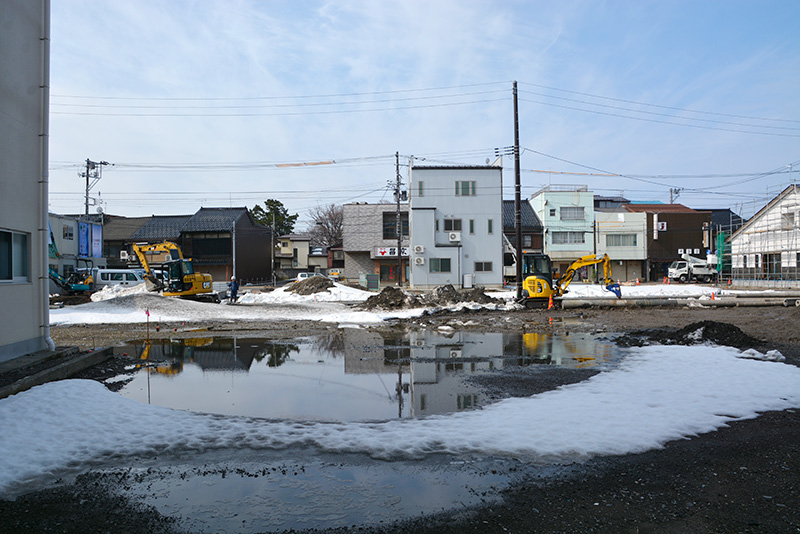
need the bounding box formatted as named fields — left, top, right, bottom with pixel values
left=130, top=241, right=215, bottom=300
left=554, top=254, right=621, bottom=298
left=131, top=242, right=185, bottom=291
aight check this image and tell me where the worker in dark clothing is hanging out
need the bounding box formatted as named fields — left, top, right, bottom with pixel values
left=228, top=276, right=239, bottom=303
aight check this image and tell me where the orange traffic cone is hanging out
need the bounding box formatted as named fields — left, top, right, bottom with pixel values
left=548, top=294, right=554, bottom=310
left=711, top=292, right=716, bottom=300
left=636, top=278, right=640, bottom=285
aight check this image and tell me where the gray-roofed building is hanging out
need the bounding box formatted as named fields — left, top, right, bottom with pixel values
left=502, top=200, right=543, bottom=246
left=501, top=200, right=544, bottom=283
left=122, top=207, right=273, bottom=284
left=101, top=215, right=150, bottom=267
left=130, top=215, right=192, bottom=242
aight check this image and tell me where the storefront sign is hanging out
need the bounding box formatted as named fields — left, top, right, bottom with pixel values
left=375, top=246, right=409, bottom=257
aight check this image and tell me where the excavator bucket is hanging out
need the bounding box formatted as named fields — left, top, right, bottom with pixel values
left=605, top=283, right=622, bottom=299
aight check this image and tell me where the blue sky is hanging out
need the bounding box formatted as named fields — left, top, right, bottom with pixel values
left=47, top=0, right=800, bottom=226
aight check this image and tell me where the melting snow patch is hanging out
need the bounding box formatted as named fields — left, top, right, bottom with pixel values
left=1, top=344, right=799, bottom=495
left=738, top=349, right=785, bottom=362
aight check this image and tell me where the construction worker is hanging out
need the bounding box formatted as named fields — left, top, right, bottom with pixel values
left=228, top=276, right=239, bottom=304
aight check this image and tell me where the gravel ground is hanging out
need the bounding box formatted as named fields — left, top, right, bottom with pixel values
left=2, top=304, right=799, bottom=533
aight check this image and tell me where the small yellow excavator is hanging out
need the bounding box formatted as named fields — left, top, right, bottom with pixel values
left=131, top=241, right=216, bottom=301
left=520, top=253, right=621, bottom=308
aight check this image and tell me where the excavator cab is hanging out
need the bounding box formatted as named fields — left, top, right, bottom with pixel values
left=520, top=253, right=622, bottom=308
left=520, top=254, right=558, bottom=306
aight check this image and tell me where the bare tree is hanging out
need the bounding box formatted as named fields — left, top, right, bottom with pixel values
left=307, top=203, right=343, bottom=247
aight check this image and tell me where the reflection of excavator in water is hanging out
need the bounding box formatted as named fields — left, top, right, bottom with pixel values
left=138, top=337, right=214, bottom=375
left=131, top=242, right=217, bottom=301
left=519, top=253, right=621, bottom=308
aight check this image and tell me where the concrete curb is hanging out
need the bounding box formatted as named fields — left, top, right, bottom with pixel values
left=0, top=347, right=114, bottom=399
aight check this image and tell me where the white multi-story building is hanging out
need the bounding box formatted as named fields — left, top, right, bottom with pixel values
left=730, top=184, right=800, bottom=287
left=1, top=0, right=51, bottom=361
left=409, top=165, right=504, bottom=289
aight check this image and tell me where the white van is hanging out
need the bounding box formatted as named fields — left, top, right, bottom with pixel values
left=90, top=268, right=147, bottom=289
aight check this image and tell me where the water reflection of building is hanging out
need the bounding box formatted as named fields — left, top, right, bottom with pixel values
left=136, top=338, right=284, bottom=373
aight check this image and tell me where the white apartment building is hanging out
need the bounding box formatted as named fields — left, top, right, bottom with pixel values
left=409, top=165, right=504, bottom=289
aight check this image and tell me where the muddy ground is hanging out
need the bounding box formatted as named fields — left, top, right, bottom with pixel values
left=3, top=304, right=799, bottom=533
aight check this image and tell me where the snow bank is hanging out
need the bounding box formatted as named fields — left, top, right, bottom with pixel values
left=2, top=344, right=799, bottom=494
left=90, top=283, right=149, bottom=302
left=239, top=282, right=372, bottom=304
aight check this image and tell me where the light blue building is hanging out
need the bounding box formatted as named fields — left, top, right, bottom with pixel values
left=530, top=185, right=595, bottom=278
left=409, top=165, right=504, bottom=289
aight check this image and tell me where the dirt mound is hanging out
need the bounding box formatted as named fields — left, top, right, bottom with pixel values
left=618, top=320, right=764, bottom=350
left=358, top=284, right=500, bottom=310
left=359, top=286, right=423, bottom=310
left=422, top=284, right=499, bottom=306
left=289, top=276, right=335, bottom=295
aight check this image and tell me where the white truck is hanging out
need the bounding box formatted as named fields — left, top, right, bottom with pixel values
left=667, top=254, right=718, bottom=283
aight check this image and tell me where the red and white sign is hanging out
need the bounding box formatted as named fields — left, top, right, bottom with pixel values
left=375, top=246, right=409, bottom=257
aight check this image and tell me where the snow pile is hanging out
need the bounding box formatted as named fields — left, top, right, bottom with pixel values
left=90, top=283, right=149, bottom=302
left=561, top=283, right=716, bottom=299
left=239, top=282, right=372, bottom=304
left=1, top=344, right=799, bottom=494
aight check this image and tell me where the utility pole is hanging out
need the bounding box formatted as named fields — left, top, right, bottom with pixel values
left=80, top=158, right=110, bottom=215
left=670, top=187, right=682, bottom=204
left=395, top=151, right=403, bottom=286
left=513, top=81, right=523, bottom=300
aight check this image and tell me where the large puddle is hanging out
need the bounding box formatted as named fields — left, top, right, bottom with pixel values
left=103, top=329, right=622, bottom=532
left=114, top=330, right=620, bottom=422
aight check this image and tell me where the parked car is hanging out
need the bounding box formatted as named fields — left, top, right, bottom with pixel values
left=327, top=269, right=341, bottom=280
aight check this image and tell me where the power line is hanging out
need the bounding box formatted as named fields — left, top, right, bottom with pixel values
left=518, top=81, right=800, bottom=124
left=518, top=88, right=800, bottom=132
left=519, top=97, right=800, bottom=138
left=51, top=81, right=510, bottom=101
left=51, top=97, right=508, bottom=117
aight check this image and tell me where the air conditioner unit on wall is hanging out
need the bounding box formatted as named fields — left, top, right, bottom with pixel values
left=449, top=349, right=462, bottom=358
left=414, top=257, right=425, bottom=265
left=120, top=250, right=129, bottom=260
left=413, top=244, right=424, bottom=254
left=448, top=232, right=461, bottom=242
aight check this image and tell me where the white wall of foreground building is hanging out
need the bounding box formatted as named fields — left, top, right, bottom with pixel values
left=0, top=0, right=53, bottom=362
left=409, top=165, right=504, bottom=289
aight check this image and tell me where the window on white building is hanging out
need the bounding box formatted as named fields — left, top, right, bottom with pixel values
left=430, top=258, right=451, bottom=272
left=606, top=234, right=637, bottom=247
left=444, top=219, right=462, bottom=232
left=782, top=212, right=795, bottom=229
left=0, top=230, right=29, bottom=282
left=487, top=219, right=493, bottom=234
left=552, top=231, right=585, bottom=244
left=62, top=225, right=74, bottom=240
left=455, top=181, right=476, bottom=196
left=560, top=207, right=584, bottom=220
left=475, top=261, right=493, bottom=272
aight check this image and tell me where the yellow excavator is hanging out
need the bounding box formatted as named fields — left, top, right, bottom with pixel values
left=131, top=241, right=217, bottom=301
left=520, top=253, right=621, bottom=308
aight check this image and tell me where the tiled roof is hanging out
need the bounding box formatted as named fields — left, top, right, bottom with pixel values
left=623, top=204, right=700, bottom=214
left=101, top=215, right=150, bottom=241
left=181, top=207, right=249, bottom=232
left=130, top=215, right=192, bottom=241
left=502, top=200, right=542, bottom=231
